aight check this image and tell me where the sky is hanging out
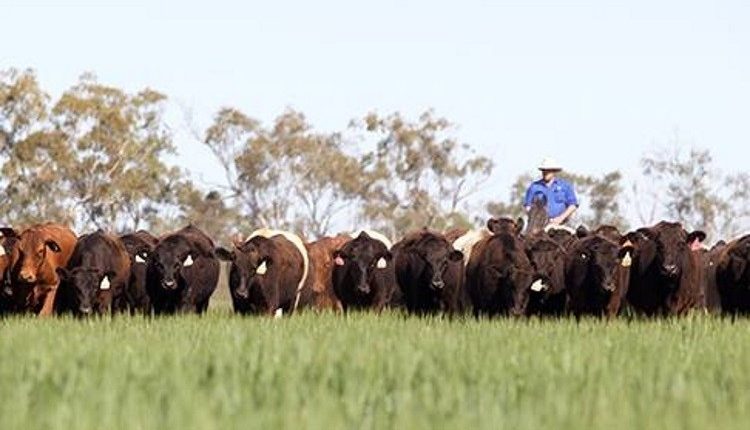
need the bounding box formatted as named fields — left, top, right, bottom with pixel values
left=2, top=0, right=749, bottom=226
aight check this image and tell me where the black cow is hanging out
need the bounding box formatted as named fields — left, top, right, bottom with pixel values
left=332, top=231, right=397, bottom=312
left=565, top=234, right=633, bottom=317
left=0, top=228, right=19, bottom=314
left=524, top=236, right=566, bottom=316
left=466, top=219, right=533, bottom=317
left=545, top=226, right=578, bottom=250
left=54, top=231, right=131, bottom=316
left=146, top=225, right=219, bottom=314
left=216, top=230, right=312, bottom=316
left=624, top=221, right=705, bottom=316
left=393, top=230, right=465, bottom=315
left=120, top=230, right=158, bottom=314
left=715, top=236, right=750, bottom=315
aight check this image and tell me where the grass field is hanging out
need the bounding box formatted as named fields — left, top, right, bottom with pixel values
left=1, top=309, right=750, bottom=430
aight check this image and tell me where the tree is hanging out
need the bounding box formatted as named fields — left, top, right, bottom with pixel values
left=204, top=108, right=364, bottom=238
left=640, top=144, right=749, bottom=239
left=0, top=68, right=74, bottom=225
left=50, top=73, right=184, bottom=231
left=353, top=110, right=493, bottom=237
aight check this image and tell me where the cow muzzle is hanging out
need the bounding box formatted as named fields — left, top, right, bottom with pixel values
left=430, top=278, right=445, bottom=290
left=662, top=264, right=680, bottom=278
left=162, top=279, right=177, bottom=290
left=19, top=272, right=36, bottom=284
left=356, top=282, right=371, bottom=294
left=78, top=306, right=93, bottom=315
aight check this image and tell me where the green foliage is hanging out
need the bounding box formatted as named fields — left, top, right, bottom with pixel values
left=0, top=68, right=188, bottom=231
left=1, top=313, right=750, bottom=430
left=640, top=142, right=749, bottom=239
left=204, top=108, right=364, bottom=238
left=354, top=110, right=494, bottom=237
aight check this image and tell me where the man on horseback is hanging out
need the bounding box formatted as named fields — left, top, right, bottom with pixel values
left=524, top=157, right=579, bottom=226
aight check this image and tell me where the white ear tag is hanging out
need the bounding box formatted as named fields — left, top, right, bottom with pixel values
left=256, top=261, right=268, bottom=275
left=621, top=252, right=632, bottom=267
left=530, top=279, right=547, bottom=292
left=100, top=276, right=111, bottom=290
left=274, top=308, right=283, bottom=318
left=376, top=257, right=387, bottom=269
left=135, top=254, right=146, bottom=264
left=0, top=245, right=5, bottom=257
left=183, top=254, right=194, bottom=267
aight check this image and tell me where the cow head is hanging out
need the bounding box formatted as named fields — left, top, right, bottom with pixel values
left=627, top=222, right=705, bottom=280
left=11, top=230, right=63, bottom=285
left=333, top=232, right=392, bottom=296
left=411, top=235, right=463, bottom=290
left=525, top=237, right=565, bottom=294
left=487, top=217, right=524, bottom=236
left=720, top=238, right=750, bottom=285
left=567, top=236, right=634, bottom=294
left=482, top=233, right=534, bottom=316
left=147, top=236, right=198, bottom=291
left=56, top=267, right=116, bottom=315
left=216, top=238, right=273, bottom=302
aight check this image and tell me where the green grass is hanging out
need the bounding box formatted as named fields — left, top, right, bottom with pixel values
left=1, top=311, right=749, bottom=430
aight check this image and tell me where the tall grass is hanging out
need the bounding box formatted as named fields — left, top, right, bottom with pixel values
left=1, top=313, right=749, bottom=430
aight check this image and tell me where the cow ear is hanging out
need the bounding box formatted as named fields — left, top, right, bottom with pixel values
left=182, top=254, right=194, bottom=267
left=687, top=230, right=707, bottom=246
left=486, top=218, right=500, bottom=234
left=255, top=257, right=272, bottom=275
left=575, top=225, right=589, bottom=238
left=515, top=217, right=525, bottom=235
left=448, top=250, right=464, bottom=262
left=55, top=267, right=69, bottom=280
left=376, top=251, right=393, bottom=269
left=45, top=240, right=61, bottom=253
left=0, top=244, right=5, bottom=257
left=215, top=247, right=236, bottom=262
left=99, top=275, right=112, bottom=291
left=332, top=250, right=346, bottom=266
left=618, top=245, right=635, bottom=267
left=134, top=250, right=149, bottom=264
left=0, top=227, right=18, bottom=238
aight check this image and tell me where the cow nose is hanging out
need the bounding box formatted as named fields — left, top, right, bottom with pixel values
left=663, top=264, right=679, bottom=277
left=19, top=272, right=36, bottom=283
left=162, top=279, right=176, bottom=289
left=431, top=279, right=445, bottom=290
left=235, top=288, right=249, bottom=299
left=78, top=306, right=92, bottom=315
left=356, top=283, right=371, bottom=294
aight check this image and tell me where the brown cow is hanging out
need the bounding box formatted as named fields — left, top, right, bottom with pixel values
left=6, top=224, right=77, bottom=315
left=305, top=234, right=350, bottom=311
left=623, top=221, right=705, bottom=316
left=466, top=218, right=533, bottom=317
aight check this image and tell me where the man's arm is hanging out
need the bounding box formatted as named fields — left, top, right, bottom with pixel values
left=549, top=181, right=579, bottom=224
left=550, top=205, right=577, bottom=225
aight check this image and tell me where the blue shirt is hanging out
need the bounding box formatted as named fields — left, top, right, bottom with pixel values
left=524, top=178, right=579, bottom=218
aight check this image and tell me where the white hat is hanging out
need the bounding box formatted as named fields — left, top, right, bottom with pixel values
left=538, top=157, right=562, bottom=171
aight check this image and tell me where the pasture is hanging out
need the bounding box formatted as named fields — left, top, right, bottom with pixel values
left=1, top=308, right=749, bottom=430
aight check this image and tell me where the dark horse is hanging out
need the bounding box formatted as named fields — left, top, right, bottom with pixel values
left=525, top=195, right=549, bottom=236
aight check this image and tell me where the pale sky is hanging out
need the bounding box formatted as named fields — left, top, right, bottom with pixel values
left=3, top=0, right=749, bottom=227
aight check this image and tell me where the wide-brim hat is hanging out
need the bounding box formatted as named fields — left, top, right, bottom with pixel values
left=538, top=157, right=562, bottom=171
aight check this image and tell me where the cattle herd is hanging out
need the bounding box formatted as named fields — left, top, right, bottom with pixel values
left=0, top=216, right=748, bottom=319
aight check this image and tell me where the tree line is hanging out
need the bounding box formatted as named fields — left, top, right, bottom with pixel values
left=1, top=68, right=748, bottom=242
